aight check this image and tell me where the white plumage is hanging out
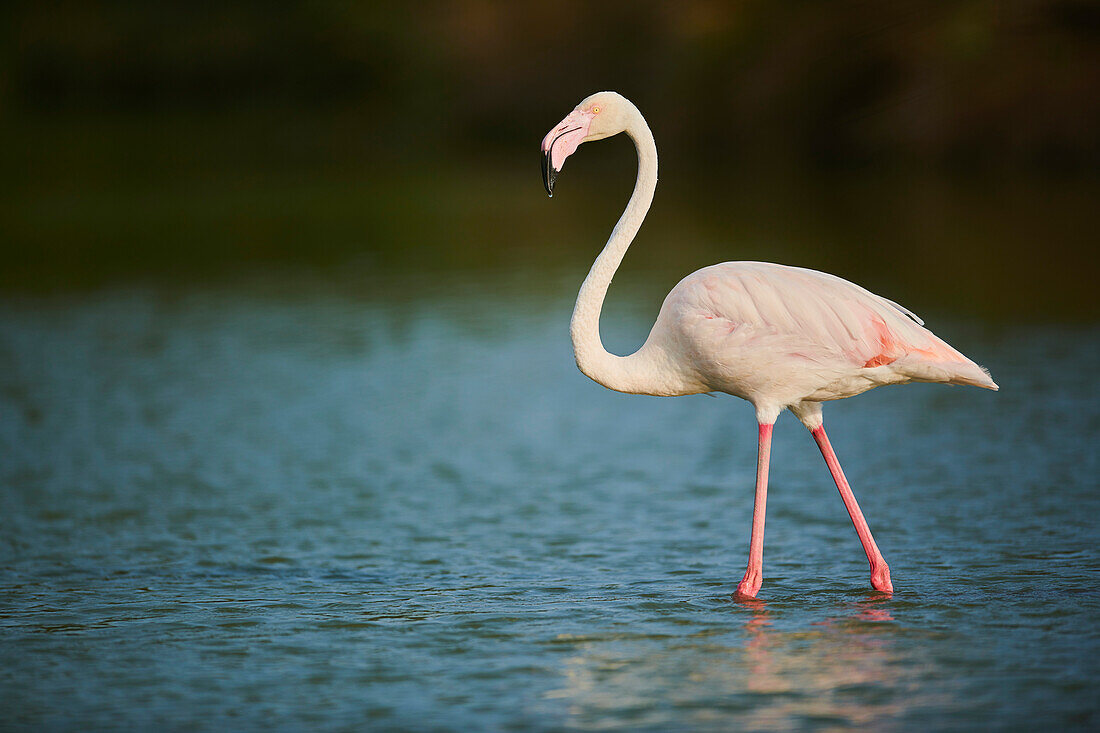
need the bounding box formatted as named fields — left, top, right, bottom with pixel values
left=541, top=91, right=997, bottom=598
left=658, top=261, right=996, bottom=408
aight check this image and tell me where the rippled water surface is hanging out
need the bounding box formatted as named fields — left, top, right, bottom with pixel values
left=2, top=269, right=1097, bottom=731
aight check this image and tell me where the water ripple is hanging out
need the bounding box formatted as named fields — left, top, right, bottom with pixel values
left=0, top=278, right=1097, bottom=730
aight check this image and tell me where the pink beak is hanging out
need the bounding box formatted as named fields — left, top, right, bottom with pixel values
left=541, top=109, right=594, bottom=196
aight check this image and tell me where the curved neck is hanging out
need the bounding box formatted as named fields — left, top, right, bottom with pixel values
left=569, top=109, right=660, bottom=394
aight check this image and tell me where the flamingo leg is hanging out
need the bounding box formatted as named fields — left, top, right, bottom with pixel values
left=735, top=422, right=773, bottom=598
left=810, top=425, right=893, bottom=593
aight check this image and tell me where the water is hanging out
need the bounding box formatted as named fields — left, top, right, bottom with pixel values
left=1, top=267, right=1098, bottom=731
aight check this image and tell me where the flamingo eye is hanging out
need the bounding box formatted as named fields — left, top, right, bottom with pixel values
left=591, top=106, right=601, bottom=114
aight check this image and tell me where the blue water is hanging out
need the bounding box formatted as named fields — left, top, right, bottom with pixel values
left=1, top=269, right=1098, bottom=730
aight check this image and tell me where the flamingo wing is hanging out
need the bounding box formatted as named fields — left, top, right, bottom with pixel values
left=662, top=262, right=997, bottom=399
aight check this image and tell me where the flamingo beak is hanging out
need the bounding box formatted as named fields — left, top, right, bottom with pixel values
left=540, top=110, right=593, bottom=197
left=542, top=147, right=558, bottom=197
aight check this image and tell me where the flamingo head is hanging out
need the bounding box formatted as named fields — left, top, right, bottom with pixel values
left=541, top=91, right=631, bottom=197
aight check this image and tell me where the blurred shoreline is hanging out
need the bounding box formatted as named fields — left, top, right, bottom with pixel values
left=2, top=2, right=1096, bottom=320
left=1, top=111, right=1095, bottom=323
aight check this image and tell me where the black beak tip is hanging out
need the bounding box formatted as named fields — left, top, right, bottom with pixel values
left=541, top=150, right=558, bottom=197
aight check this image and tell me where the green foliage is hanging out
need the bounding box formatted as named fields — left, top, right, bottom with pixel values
left=4, top=1, right=1098, bottom=168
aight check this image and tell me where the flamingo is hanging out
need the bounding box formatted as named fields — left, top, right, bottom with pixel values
left=540, top=92, right=997, bottom=598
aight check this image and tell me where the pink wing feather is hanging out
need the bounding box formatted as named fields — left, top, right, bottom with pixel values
left=666, top=262, right=997, bottom=393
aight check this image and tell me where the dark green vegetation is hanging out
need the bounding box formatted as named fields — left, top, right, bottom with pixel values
left=1, top=2, right=1097, bottom=318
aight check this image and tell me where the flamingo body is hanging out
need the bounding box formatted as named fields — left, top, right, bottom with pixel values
left=644, top=261, right=996, bottom=420
left=541, top=91, right=996, bottom=598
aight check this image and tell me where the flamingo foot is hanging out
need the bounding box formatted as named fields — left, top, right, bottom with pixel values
left=734, top=571, right=762, bottom=599
left=870, top=563, right=893, bottom=593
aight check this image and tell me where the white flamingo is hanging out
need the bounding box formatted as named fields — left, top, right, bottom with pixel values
left=541, top=91, right=997, bottom=598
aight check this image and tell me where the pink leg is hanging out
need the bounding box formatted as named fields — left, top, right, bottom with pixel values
left=810, top=425, right=893, bottom=593
left=735, top=422, right=773, bottom=598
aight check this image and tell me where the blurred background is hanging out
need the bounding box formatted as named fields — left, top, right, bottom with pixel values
left=2, top=3, right=1099, bottom=730
left=1, top=0, right=1097, bottom=316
